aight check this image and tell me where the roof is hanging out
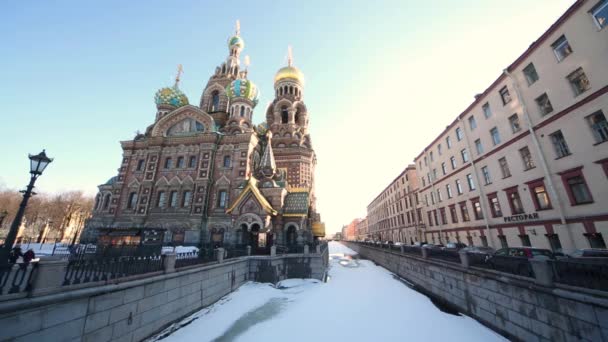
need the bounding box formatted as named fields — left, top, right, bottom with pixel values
left=226, top=177, right=277, bottom=215
left=283, top=192, right=310, bottom=217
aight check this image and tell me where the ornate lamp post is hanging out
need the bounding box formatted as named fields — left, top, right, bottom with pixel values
left=0, top=150, right=53, bottom=264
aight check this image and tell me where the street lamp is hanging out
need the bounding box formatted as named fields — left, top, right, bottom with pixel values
left=0, top=150, right=53, bottom=264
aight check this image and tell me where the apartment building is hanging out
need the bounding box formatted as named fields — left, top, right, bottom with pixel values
left=414, top=0, right=608, bottom=251
left=366, top=165, right=423, bottom=243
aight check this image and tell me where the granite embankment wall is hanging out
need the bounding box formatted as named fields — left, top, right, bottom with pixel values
left=344, top=242, right=608, bottom=342
left=0, top=251, right=328, bottom=342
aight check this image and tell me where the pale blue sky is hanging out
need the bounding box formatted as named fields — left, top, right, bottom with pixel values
left=1, top=1, right=575, bottom=233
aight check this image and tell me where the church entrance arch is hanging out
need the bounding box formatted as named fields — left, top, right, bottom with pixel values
left=286, top=224, right=298, bottom=246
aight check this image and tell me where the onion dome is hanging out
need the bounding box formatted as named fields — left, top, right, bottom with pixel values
left=228, top=35, right=245, bottom=50
left=274, top=65, right=304, bottom=85
left=226, top=78, right=259, bottom=105
left=154, top=85, right=189, bottom=108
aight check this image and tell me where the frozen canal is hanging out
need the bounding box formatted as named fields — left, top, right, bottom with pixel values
left=149, top=242, right=505, bottom=342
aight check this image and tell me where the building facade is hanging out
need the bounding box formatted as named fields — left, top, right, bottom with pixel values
left=367, top=0, right=607, bottom=251
left=366, top=165, right=423, bottom=243
left=82, top=24, right=324, bottom=249
left=355, top=217, right=368, bottom=241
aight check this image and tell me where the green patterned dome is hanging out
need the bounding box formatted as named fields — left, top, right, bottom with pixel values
left=154, top=85, right=189, bottom=108
left=228, top=35, right=244, bottom=50
left=226, top=78, right=259, bottom=105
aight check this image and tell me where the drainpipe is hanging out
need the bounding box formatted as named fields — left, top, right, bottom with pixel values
left=503, top=70, right=572, bottom=247
left=458, top=116, right=495, bottom=248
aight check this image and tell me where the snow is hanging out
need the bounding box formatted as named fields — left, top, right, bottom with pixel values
left=149, top=242, right=506, bottom=342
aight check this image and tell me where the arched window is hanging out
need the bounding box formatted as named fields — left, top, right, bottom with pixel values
left=289, top=86, right=293, bottom=95
left=127, top=192, right=138, bottom=209
left=240, top=106, right=245, bottom=117
left=166, top=118, right=204, bottom=136
left=103, top=194, right=111, bottom=210
left=211, top=90, right=220, bottom=112
left=94, top=194, right=101, bottom=210
left=279, top=88, right=283, bottom=96
left=281, top=106, right=289, bottom=124
left=223, top=155, right=231, bottom=167
left=222, top=65, right=226, bottom=74
left=230, top=106, right=234, bottom=116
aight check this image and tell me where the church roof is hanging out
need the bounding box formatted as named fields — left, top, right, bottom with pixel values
left=226, top=177, right=277, bottom=215
left=283, top=192, right=310, bottom=217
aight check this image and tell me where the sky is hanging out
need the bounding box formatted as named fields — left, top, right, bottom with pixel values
left=0, top=0, right=575, bottom=234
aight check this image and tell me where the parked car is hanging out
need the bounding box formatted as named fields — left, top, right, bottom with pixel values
left=491, top=247, right=555, bottom=260
left=422, top=243, right=444, bottom=249
left=569, top=249, right=608, bottom=258
left=461, top=246, right=495, bottom=255
left=394, top=242, right=404, bottom=246
left=444, top=242, right=467, bottom=251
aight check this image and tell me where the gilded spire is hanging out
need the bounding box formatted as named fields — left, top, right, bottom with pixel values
left=235, top=19, right=240, bottom=36
left=287, top=45, right=293, bottom=67
left=174, top=64, right=183, bottom=88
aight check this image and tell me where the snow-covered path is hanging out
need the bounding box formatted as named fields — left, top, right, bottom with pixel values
left=150, top=242, right=505, bottom=342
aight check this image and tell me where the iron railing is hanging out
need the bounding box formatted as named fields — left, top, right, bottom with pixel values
left=481, top=255, right=534, bottom=278
left=175, top=249, right=215, bottom=268
left=426, top=248, right=461, bottom=264
left=402, top=246, right=422, bottom=256
left=550, top=259, right=608, bottom=291
left=62, top=254, right=164, bottom=286
left=0, top=262, right=38, bottom=295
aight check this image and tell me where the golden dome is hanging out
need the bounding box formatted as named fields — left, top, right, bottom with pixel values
left=274, top=66, right=304, bottom=85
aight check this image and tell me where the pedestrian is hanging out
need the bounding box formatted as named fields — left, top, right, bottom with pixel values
left=9, top=246, right=23, bottom=264
left=23, top=249, right=36, bottom=263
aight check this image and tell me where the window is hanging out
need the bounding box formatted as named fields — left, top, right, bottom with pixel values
left=456, top=127, right=464, bottom=141
left=281, top=106, right=289, bottom=124
left=508, top=114, right=521, bottom=133
left=446, top=136, right=452, bottom=149
left=482, top=102, right=492, bottom=118
left=559, top=167, right=594, bottom=205
left=461, top=149, right=469, bottom=163
left=460, top=202, right=470, bottom=222
left=488, top=194, right=503, bottom=217
left=535, top=93, right=554, bottom=116
left=217, top=190, right=228, bottom=208
left=468, top=116, right=477, bottom=130
left=449, top=205, right=458, bottom=223
left=519, top=147, right=535, bottom=170
left=432, top=169, right=437, bottom=180
left=427, top=212, right=433, bottom=227
left=157, top=191, right=166, bottom=208
left=450, top=156, right=457, bottom=169
left=431, top=192, right=435, bottom=205
left=586, top=233, right=607, bottom=249
left=137, top=159, right=145, bottom=171
left=441, top=162, right=447, bottom=175
left=498, top=157, right=511, bottom=178
left=168, top=191, right=178, bottom=208
left=481, top=166, right=491, bottom=185
left=547, top=234, right=562, bottom=252
left=177, top=156, right=185, bottom=168
left=164, top=157, right=173, bottom=169
left=490, top=127, right=501, bottom=145
left=424, top=156, right=428, bottom=166
left=593, top=1, right=608, bottom=28
left=127, top=192, right=138, bottom=209
left=520, top=235, right=532, bottom=247
left=498, top=235, right=508, bottom=248
left=567, top=68, right=591, bottom=96
left=189, top=156, right=197, bottom=168
left=223, top=155, right=231, bottom=167
left=437, top=144, right=442, bottom=155
left=211, top=90, right=220, bottom=112
left=182, top=191, right=192, bottom=207
left=446, top=184, right=453, bottom=198
left=430, top=151, right=434, bottom=162
left=466, top=174, right=475, bottom=191
left=455, top=179, right=463, bottom=195
left=551, top=35, right=572, bottom=61
left=549, top=130, right=571, bottom=158
left=526, top=179, right=551, bottom=210
left=240, top=106, right=245, bottom=117
left=440, top=208, right=447, bottom=225
left=499, top=86, right=511, bottom=105
left=475, top=139, right=483, bottom=155
left=586, top=111, right=608, bottom=144
left=523, top=63, right=539, bottom=85
left=472, top=199, right=483, bottom=220
left=505, top=187, right=524, bottom=215
left=437, top=189, right=443, bottom=202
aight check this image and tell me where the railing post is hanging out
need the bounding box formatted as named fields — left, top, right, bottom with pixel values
left=30, top=259, right=68, bottom=295
left=270, top=245, right=276, bottom=256
left=421, top=248, right=429, bottom=259
left=400, top=245, right=404, bottom=254
left=246, top=246, right=251, bottom=256
left=529, top=259, right=554, bottom=287
left=316, top=244, right=321, bottom=254
left=459, top=250, right=470, bottom=268
left=163, top=253, right=176, bottom=273
left=217, top=248, right=225, bottom=263
left=304, top=245, right=309, bottom=255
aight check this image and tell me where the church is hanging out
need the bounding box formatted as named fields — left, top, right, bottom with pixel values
left=82, top=22, right=325, bottom=251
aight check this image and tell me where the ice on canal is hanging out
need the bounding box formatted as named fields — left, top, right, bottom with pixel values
left=149, top=241, right=506, bottom=342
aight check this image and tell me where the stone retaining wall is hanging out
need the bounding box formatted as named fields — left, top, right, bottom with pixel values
left=0, top=253, right=327, bottom=342
left=345, top=242, right=608, bottom=342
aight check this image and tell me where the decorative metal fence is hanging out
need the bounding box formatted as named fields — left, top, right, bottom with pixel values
left=175, top=249, right=215, bottom=268
left=483, top=255, right=534, bottom=278
left=62, top=255, right=164, bottom=286
left=402, top=246, right=422, bottom=256
left=0, top=262, right=38, bottom=295
left=426, top=248, right=461, bottom=264
left=550, top=259, right=608, bottom=291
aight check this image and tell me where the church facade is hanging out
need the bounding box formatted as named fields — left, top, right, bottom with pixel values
left=82, top=24, right=324, bottom=250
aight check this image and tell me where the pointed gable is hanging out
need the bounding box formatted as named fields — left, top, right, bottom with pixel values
left=226, top=177, right=277, bottom=215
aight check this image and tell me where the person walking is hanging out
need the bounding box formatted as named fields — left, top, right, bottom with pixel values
left=8, top=246, right=23, bottom=264
left=23, top=249, right=35, bottom=263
